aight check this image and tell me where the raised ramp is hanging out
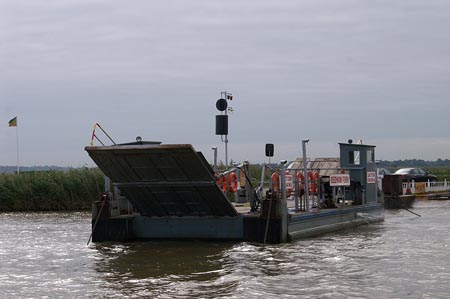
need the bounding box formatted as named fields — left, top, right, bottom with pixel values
left=85, top=144, right=238, bottom=217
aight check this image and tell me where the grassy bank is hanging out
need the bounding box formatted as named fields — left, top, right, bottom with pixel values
left=424, top=167, right=450, bottom=182
left=0, top=168, right=104, bottom=212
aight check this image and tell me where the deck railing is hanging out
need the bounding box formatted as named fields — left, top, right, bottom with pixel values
left=402, top=180, right=450, bottom=195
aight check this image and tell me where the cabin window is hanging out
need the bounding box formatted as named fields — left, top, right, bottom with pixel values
left=348, top=151, right=360, bottom=165
left=367, top=149, right=374, bottom=163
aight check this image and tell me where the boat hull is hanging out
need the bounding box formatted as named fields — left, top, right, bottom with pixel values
left=91, top=203, right=384, bottom=243
left=288, top=203, right=384, bottom=240
left=384, top=195, right=415, bottom=209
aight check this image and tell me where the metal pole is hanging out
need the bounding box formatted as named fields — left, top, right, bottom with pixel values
left=220, top=91, right=229, bottom=168
left=243, top=161, right=250, bottom=203
left=104, top=176, right=111, bottom=193
left=212, top=147, right=217, bottom=171
left=294, top=170, right=299, bottom=212
left=225, top=135, right=228, bottom=167
left=259, top=164, right=266, bottom=190
left=302, top=139, right=310, bottom=211
left=280, top=160, right=288, bottom=243
left=224, top=91, right=228, bottom=167
left=234, top=167, right=239, bottom=202
left=281, top=163, right=287, bottom=202
left=16, top=122, right=19, bottom=175
left=87, top=198, right=106, bottom=246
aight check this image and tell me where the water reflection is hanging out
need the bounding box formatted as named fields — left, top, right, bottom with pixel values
left=95, top=241, right=234, bottom=279
left=93, top=241, right=238, bottom=298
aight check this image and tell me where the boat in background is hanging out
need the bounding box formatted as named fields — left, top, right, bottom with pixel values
left=382, top=174, right=415, bottom=209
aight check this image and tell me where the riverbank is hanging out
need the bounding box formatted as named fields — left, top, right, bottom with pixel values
left=0, top=168, right=104, bottom=212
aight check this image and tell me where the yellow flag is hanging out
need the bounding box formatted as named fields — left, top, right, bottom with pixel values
left=8, top=116, right=17, bottom=127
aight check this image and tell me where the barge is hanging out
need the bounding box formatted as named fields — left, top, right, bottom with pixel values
left=382, top=174, right=415, bottom=209
left=85, top=141, right=384, bottom=244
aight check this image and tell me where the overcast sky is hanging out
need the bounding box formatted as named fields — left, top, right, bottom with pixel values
left=1, top=0, right=450, bottom=167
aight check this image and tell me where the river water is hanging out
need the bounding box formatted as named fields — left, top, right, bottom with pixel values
left=1, top=200, right=449, bottom=298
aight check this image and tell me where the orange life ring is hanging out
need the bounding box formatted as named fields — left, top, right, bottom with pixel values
left=228, top=172, right=238, bottom=193
left=216, top=175, right=227, bottom=192
left=313, top=172, right=319, bottom=193
left=271, top=172, right=280, bottom=192
left=308, top=171, right=318, bottom=194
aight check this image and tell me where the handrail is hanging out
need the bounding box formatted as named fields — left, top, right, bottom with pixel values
left=90, top=123, right=116, bottom=146
left=402, top=179, right=450, bottom=195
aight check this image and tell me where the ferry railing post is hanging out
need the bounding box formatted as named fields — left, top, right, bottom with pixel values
left=280, top=162, right=287, bottom=202
left=212, top=147, right=218, bottom=171
left=259, top=164, right=266, bottom=190
left=280, top=160, right=288, bottom=243
left=234, top=164, right=240, bottom=203
left=225, top=134, right=228, bottom=167
left=294, top=170, right=299, bottom=212
left=302, top=139, right=310, bottom=211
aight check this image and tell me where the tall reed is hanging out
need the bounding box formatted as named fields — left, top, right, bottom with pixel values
left=0, top=168, right=104, bottom=212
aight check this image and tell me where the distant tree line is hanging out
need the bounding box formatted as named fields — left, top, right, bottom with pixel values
left=0, top=165, right=71, bottom=173
left=377, top=159, right=450, bottom=169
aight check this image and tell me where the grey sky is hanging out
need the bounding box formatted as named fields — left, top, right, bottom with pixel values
left=1, top=0, right=449, bottom=167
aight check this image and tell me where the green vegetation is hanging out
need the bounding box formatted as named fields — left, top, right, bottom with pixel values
left=378, top=159, right=450, bottom=168
left=0, top=168, right=104, bottom=212
left=423, top=167, right=450, bottom=182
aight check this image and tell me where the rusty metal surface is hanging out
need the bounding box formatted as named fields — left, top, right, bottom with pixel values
left=382, top=175, right=403, bottom=196
left=288, top=158, right=341, bottom=176
left=85, top=144, right=238, bottom=217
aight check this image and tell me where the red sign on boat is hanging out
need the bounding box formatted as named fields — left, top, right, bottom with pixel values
left=330, top=174, right=351, bottom=186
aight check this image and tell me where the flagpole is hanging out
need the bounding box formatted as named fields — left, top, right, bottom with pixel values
left=16, top=120, right=19, bottom=175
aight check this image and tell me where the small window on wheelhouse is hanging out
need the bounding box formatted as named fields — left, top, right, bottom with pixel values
left=367, top=149, right=374, bottom=163
left=348, top=151, right=360, bottom=165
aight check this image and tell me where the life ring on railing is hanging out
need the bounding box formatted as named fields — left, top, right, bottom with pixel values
left=271, top=172, right=280, bottom=193
left=216, top=175, right=227, bottom=192
left=308, top=171, right=318, bottom=194
left=228, top=172, right=239, bottom=193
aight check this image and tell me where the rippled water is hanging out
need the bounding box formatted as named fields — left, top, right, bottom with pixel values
left=1, top=200, right=450, bottom=298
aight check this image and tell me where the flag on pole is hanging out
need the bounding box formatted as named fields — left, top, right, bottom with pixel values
left=7, top=116, right=19, bottom=174
left=8, top=116, right=17, bottom=127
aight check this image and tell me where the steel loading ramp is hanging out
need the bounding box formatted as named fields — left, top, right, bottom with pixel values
left=85, top=144, right=238, bottom=217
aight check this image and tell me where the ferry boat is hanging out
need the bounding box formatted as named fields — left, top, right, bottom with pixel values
left=85, top=139, right=384, bottom=244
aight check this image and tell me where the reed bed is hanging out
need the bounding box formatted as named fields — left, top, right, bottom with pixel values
left=0, top=168, right=104, bottom=212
